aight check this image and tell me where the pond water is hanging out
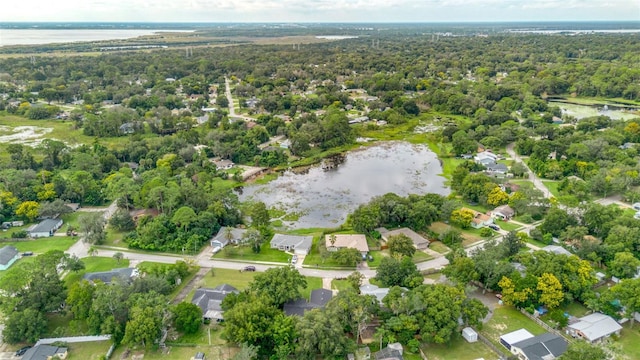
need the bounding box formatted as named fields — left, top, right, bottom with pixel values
left=238, top=142, right=450, bottom=229
left=549, top=101, right=639, bottom=121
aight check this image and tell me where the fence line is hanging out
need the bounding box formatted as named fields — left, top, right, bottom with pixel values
left=476, top=331, right=508, bottom=360
left=518, top=309, right=575, bottom=343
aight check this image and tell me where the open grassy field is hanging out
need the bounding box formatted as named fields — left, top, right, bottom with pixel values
left=541, top=180, right=560, bottom=198
left=429, top=222, right=482, bottom=247
left=616, top=322, right=640, bottom=360
left=2, top=236, right=77, bottom=253
left=422, top=334, right=499, bottom=360
left=429, top=241, right=451, bottom=254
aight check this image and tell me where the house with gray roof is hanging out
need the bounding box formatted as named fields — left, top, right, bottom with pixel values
left=360, top=284, right=393, bottom=304
left=486, top=162, right=509, bottom=174
left=283, top=288, right=333, bottom=316
left=210, top=227, right=247, bottom=249
left=28, top=218, right=63, bottom=238
left=270, top=234, right=313, bottom=255
left=567, top=313, right=622, bottom=343
left=492, top=205, right=515, bottom=220
left=375, top=343, right=403, bottom=360
left=510, top=333, right=568, bottom=360
left=0, top=246, right=19, bottom=271
left=191, top=284, right=239, bottom=321
left=83, top=268, right=138, bottom=285
left=378, top=227, right=430, bottom=250
left=542, top=245, right=573, bottom=257
left=22, top=344, right=68, bottom=360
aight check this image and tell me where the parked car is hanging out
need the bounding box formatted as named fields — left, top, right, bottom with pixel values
left=16, top=346, right=31, bottom=356
left=291, top=255, right=298, bottom=264
left=22, top=251, right=33, bottom=257
left=488, top=224, right=500, bottom=231
left=633, top=203, right=640, bottom=211
left=242, top=265, right=256, bottom=272
left=634, top=211, right=640, bottom=220
left=212, top=246, right=221, bottom=254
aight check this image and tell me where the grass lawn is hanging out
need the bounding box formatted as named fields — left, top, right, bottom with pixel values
left=332, top=279, right=352, bottom=291
left=422, top=334, right=498, bottom=360
left=615, top=323, right=640, bottom=360
left=484, top=306, right=547, bottom=349
left=513, top=215, right=535, bottom=224
left=64, top=256, right=130, bottom=285
left=3, top=236, right=77, bottom=253
left=57, top=211, right=82, bottom=233
left=66, top=340, right=113, bottom=360
left=541, top=180, right=560, bottom=198
left=0, top=256, right=36, bottom=289
left=495, top=220, right=522, bottom=232
left=213, top=242, right=290, bottom=263
left=303, top=241, right=354, bottom=269
left=424, top=272, right=443, bottom=281
left=562, top=302, right=590, bottom=318
left=429, top=241, right=450, bottom=254
left=102, top=226, right=129, bottom=247
left=111, top=344, right=235, bottom=360
left=302, top=276, right=324, bottom=299
left=525, top=237, right=549, bottom=249
left=0, top=114, right=93, bottom=148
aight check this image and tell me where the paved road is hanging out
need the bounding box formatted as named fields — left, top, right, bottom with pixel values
left=506, top=142, right=553, bottom=199
left=224, top=77, right=254, bottom=122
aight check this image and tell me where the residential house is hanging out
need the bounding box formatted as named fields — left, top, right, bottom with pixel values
left=375, top=343, right=403, bottom=360
left=191, top=284, right=239, bottom=321
left=325, top=234, right=369, bottom=256
left=500, top=328, right=535, bottom=351
left=378, top=228, right=430, bottom=250
left=542, top=245, right=573, bottom=257
left=567, top=313, right=622, bottom=343
left=270, top=234, right=313, bottom=255
left=210, top=227, right=247, bottom=249
left=28, top=218, right=63, bottom=238
left=461, top=208, right=494, bottom=229
left=485, top=162, right=509, bottom=174
left=83, top=268, right=139, bottom=285
left=360, top=284, right=395, bottom=304
left=22, top=344, right=68, bottom=360
left=510, top=333, right=568, bottom=360
left=619, top=142, right=636, bottom=150
left=492, top=205, right=515, bottom=221
left=0, top=246, right=19, bottom=271
left=283, top=288, right=333, bottom=316
left=212, top=159, right=234, bottom=171
left=474, top=151, right=498, bottom=165
left=279, top=139, right=292, bottom=149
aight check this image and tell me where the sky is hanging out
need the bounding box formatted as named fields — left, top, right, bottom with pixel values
left=1, top=0, right=639, bottom=23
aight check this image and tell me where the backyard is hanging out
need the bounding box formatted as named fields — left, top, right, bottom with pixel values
left=422, top=334, right=499, bottom=360
left=482, top=306, right=547, bottom=350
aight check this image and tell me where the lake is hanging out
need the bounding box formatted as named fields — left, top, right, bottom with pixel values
left=0, top=29, right=193, bottom=46
left=238, top=142, right=450, bottom=229
left=549, top=101, right=640, bottom=121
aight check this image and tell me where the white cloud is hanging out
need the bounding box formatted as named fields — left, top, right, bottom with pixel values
left=0, top=0, right=638, bottom=22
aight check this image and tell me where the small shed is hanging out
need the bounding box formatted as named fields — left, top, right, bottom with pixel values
left=462, top=327, right=478, bottom=343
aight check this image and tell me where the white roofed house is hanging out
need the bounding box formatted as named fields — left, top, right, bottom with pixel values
left=270, top=234, right=313, bottom=255
left=27, top=218, right=63, bottom=238
left=325, top=234, right=369, bottom=256
left=567, top=313, right=622, bottom=343
left=210, top=227, right=247, bottom=249
left=492, top=205, right=515, bottom=221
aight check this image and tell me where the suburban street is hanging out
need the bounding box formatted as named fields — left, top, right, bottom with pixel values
left=506, top=142, right=553, bottom=198
left=224, top=77, right=254, bottom=122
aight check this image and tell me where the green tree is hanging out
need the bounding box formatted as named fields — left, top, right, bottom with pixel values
left=610, top=278, right=640, bottom=327
left=122, top=292, right=167, bottom=347
left=347, top=271, right=365, bottom=292
left=387, top=234, right=416, bottom=258
left=442, top=255, right=478, bottom=285
left=249, top=267, right=307, bottom=307
left=79, top=212, right=106, bottom=245
left=108, top=208, right=136, bottom=231
left=559, top=341, right=607, bottom=360
left=331, top=248, right=362, bottom=266
left=376, top=256, right=423, bottom=288
left=37, top=199, right=72, bottom=218
left=486, top=186, right=509, bottom=206
left=172, top=302, right=203, bottom=334
left=113, top=252, right=124, bottom=264
left=295, top=309, right=353, bottom=360
left=607, top=251, right=640, bottom=279
left=3, top=308, right=48, bottom=343
left=251, top=201, right=270, bottom=228
left=66, top=280, right=96, bottom=320
left=171, top=206, right=197, bottom=230
left=461, top=298, right=489, bottom=329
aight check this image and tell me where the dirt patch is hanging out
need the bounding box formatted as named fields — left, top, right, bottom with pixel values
left=0, top=125, right=53, bottom=146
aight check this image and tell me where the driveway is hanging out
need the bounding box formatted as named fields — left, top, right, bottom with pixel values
left=0, top=353, right=19, bottom=360
left=506, top=142, right=553, bottom=199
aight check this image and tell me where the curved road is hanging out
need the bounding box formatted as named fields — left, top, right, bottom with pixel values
left=224, top=77, right=255, bottom=122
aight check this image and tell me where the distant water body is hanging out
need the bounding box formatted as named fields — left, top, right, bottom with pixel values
left=0, top=29, right=193, bottom=46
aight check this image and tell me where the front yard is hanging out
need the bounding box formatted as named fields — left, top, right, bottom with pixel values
left=64, top=256, right=130, bottom=285
left=2, top=236, right=77, bottom=253
left=214, top=242, right=291, bottom=263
